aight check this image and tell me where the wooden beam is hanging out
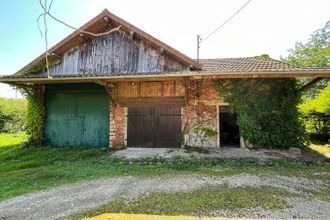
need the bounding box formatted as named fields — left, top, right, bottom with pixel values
left=297, top=77, right=324, bottom=93
left=1, top=70, right=330, bottom=85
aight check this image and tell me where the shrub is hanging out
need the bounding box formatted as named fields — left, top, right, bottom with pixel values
left=0, top=98, right=27, bottom=133
left=300, top=84, right=330, bottom=142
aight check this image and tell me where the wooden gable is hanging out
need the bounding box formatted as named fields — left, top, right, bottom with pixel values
left=17, top=9, right=200, bottom=76
left=49, top=31, right=188, bottom=76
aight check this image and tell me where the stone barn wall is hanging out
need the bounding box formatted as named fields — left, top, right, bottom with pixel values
left=108, top=79, right=227, bottom=148
left=182, top=79, right=227, bottom=148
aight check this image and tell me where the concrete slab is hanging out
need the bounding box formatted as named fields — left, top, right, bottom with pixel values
left=112, top=147, right=304, bottom=161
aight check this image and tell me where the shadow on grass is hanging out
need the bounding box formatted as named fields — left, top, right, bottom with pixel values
left=301, top=143, right=330, bottom=163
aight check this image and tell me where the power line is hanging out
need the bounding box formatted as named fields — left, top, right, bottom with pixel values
left=37, top=0, right=121, bottom=77
left=201, top=0, right=253, bottom=43
left=38, top=0, right=121, bottom=38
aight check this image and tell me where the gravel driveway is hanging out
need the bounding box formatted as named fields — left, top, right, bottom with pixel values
left=0, top=174, right=329, bottom=220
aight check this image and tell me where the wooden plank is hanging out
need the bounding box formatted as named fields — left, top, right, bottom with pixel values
left=2, top=71, right=330, bottom=85
left=297, top=77, right=324, bottom=92
left=154, top=107, right=181, bottom=148
left=127, top=107, right=153, bottom=147
left=140, top=82, right=162, bottom=97
left=117, top=96, right=185, bottom=107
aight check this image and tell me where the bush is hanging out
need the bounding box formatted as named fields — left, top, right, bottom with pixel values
left=213, top=78, right=309, bottom=149
left=0, top=98, right=27, bottom=133
left=300, top=84, right=330, bottom=142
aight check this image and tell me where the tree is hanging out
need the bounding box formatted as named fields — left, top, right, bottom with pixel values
left=299, top=84, right=330, bottom=141
left=283, top=21, right=330, bottom=142
left=285, top=21, right=329, bottom=68
left=282, top=21, right=330, bottom=98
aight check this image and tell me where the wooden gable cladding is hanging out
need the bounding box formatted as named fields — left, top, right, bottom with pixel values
left=113, top=80, right=186, bottom=106
left=48, top=31, right=188, bottom=76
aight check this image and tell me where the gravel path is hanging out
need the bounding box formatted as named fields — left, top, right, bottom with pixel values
left=0, top=174, right=329, bottom=220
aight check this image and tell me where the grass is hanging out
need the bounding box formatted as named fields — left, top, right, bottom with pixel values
left=184, top=145, right=210, bottom=154
left=0, top=132, right=27, bottom=147
left=69, top=186, right=291, bottom=219
left=0, top=133, right=329, bottom=201
left=309, top=143, right=330, bottom=158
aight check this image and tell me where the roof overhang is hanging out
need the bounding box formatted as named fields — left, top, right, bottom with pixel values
left=1, top=70, right=329, bottom=85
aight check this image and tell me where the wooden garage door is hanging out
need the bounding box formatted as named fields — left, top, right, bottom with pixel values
left=44, top=84, right=109, bottom=148
left=127, top=107, right=181, bottom=148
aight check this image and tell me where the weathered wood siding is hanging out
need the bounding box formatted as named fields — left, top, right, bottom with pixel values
left=49, top=32, right=187, bottom=75
left=112, top=80, right=186, bottom=106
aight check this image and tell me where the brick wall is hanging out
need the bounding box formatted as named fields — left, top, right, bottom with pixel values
left=182, top=79, right=227, bottom=148
left=109, top=103, right=127, bottom=148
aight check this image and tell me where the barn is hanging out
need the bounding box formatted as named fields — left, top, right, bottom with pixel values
left=1, top=9, right=329, bottom=148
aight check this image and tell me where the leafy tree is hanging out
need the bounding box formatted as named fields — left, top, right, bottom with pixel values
left=299, top=84, right=330, bottom=141
left=282, top=21, right=330, bottom=98
left=284, top=21, right=329, bottom=68
left=282, top=21, right=330, bottom=142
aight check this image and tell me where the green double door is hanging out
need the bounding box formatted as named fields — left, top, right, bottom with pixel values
left=44, top=84, right=109, bottom=148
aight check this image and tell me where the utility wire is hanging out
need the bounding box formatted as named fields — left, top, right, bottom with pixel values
left=41, top=0, right=50, bottom=78
left=201, top=0, right=253, bottom=43
left=37, top=0, right=121, bottom=78
left=39, top=0, right=121, bottom=37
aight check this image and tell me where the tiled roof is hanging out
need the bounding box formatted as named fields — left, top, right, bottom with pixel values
left=199, top=56, right=301, bottom=72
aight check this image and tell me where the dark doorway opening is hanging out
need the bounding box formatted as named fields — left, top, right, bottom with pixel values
left=219, top=106, right=240, bottom=147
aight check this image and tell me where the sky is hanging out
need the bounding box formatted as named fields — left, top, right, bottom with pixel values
left=0, top=0, right=329, bottom=98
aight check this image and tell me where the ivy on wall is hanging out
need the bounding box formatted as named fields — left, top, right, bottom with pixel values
left=213, top=78, right=309, bottom=149
left=18, top=60, right=49, bottom=75
left=15, top=59, right=49, bottom=146
left=16, top=86, right=45, bottom=147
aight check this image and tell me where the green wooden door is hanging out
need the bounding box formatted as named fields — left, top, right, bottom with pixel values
left=44, top=84, right=109, bottom=148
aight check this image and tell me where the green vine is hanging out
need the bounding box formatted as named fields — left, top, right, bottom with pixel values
left=18, top=59, right=53, bottom=75
left=213, top=78, right=309, bottom=149
left=15, top=85, right=45, bottom=147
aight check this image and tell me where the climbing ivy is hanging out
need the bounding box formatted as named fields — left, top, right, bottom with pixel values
left=15, top=59, right=49, bottom=146
left=16, top=86, right=45, bottom=147
left=213, top=78, right=309, bottom=149
left=18, top=60, right=48, bottom=75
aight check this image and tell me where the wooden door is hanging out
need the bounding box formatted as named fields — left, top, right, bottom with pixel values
left=154, top=107, right=181, bottom=147
left=127, top=107, right=154, bottom=147
left=127, top=107, right=181, bottom=148
left=44, top=84, right=109, bottom=148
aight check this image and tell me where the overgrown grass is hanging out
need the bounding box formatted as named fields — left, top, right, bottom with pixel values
left=69, top=186, right=291, bottom=219
left=0, top=133, right=329, bottom=201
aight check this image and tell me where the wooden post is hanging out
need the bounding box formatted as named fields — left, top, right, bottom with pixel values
left=38, top=85, right=46, bottom=105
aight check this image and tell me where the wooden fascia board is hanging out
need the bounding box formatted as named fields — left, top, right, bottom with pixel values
left=1, top=70, right=330, bottom=85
